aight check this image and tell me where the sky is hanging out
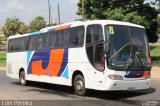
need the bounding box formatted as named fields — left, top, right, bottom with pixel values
left=0, top=0, right=155, bottom=26
left=0, top=0, right=80, bottom=25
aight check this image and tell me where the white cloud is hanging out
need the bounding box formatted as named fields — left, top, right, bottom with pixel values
left=0, top=0, right=48, bottom=24
left=6, top=0, right=25, bottom=11
left=0, top=0, right=28, bottom=13
left=0, top=0, right=79, bottom=25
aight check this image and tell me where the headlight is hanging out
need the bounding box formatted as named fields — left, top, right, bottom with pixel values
left=108, top=74, right=123, bottom=80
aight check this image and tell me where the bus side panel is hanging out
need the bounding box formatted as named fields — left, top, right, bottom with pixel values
left=68, top=48, right=111, bottom=91
left=25, top=49, right=70, bottom=86
left=67, top=47, right=96, bottom=89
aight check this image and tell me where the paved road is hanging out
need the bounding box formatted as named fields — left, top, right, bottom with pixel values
left=0, top=70, right=160, bottom=106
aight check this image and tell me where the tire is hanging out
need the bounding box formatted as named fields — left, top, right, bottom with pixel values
left=19, top=71, right=27, bottom=86
left=74, top=75, right=86, bottom=96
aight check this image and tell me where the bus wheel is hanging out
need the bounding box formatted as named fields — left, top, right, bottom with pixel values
left=74, top=75, right=86, bottom=96
left=19, top=71, right=27, bottom=86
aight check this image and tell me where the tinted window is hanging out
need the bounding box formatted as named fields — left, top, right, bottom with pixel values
left=38, top=34, right=47, bottom=50
left=69, top=26, right=84, bottom=47
left=55, top=31, right=61, bottom=47
left=8, top=26, right=85, bottom=52
left=86, top=46, right=94, bottom=65
left=50, top=32, right=56, bottom=48
left=29, top=36, right=39, bottom=50
left=95, top=43, right=105, bottom=71
left=8, top=39, right=14, bottom=52
left=86, top=25, right=103, bottom=44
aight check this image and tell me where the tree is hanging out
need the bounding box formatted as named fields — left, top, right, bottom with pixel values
left=77, top=0, right=159, bottom=43
left=2, top=17, right=21, bottom=37
left=30, top=16, right=46, bottom=32
left=2, top=17, right=29, bottom=37
left=18, top=22, right=29, bottom=34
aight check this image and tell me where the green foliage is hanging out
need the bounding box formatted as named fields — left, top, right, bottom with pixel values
left=2, top=17, right=21, bottom=37
left=150, top=45, right=160, bottom=65
left=18, top=22, right=29, bottom=34
left=156, top=17, right=160, bottom=34
left=2, top=17, right=29, bottom=37
left=0, top=36, right=6, bottom=42
left=30, top=16, right=46, bottom=32
left=2, top=16, right=47, bottom=37
left=0, top=51, right=6, bottom=67
left=77, top=0, right=159, bottom=43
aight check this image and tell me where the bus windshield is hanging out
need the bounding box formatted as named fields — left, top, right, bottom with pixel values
left=105, top=25, right=149, bottom=70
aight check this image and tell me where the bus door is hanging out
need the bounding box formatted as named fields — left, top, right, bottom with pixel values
left=86, top=24, right=105, bottom=88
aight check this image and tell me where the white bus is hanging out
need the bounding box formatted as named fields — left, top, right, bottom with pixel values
left=6, top=20, right=151, bottom=96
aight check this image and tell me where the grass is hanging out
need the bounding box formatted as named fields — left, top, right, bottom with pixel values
left=150, top=45, right=160, bottom=66
left=0, top=51, right=6, bottom=67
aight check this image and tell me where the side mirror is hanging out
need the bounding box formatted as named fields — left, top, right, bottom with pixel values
left=144, top=65, right=152, bottom=71
left=105, top=43, right=109, bottom=54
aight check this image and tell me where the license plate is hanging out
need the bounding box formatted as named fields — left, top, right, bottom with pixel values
left=128, top=87, right=135, bottom=90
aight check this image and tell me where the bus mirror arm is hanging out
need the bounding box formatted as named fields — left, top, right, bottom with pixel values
left=144, top=65, right=152, bottom=71
left=105, top=42, right=109, bottom=54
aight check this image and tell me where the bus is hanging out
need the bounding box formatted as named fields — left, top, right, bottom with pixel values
left=6, top=20, right=151, bottom=96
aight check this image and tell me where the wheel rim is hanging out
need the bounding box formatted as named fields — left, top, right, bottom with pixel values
left=76, top=80, right=84, bottom=91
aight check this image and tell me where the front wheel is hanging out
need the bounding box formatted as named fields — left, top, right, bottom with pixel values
left=74, top=75, right=86, bottom=96
left=19, top=71, right=28, bottom=86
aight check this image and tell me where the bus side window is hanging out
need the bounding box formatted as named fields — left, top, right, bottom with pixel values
left=69, top=26, right=84, bottom=47
left=8, top=40, right=14, bottom=52
left=54, top=32, right=61, bottom=47
left=29, top=36, right=39, bottom=50
left=77, top=27, right=84, bottom=46
left=95, top=43, right=105, bottom=71
left=61, top=30, right=66, bottom=47
left=69, top=28, right=78, bottom=47
left=46, top=32, right=51, bottom=49
left=50, top=31, right=56, bottom=48
left=38, top=34, right=47, bottom=50
left=86, top=26, right=94, bottom=44
left=64, top=30, right=69, bottom=47
left=86, top=46, right=94, bottom=65
left=86, top=25, right=103, bottom=44
left=86, top=24, right=105, bottom=71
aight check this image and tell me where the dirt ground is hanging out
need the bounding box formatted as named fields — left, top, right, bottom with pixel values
left=151, top=66, right=160, bottom=79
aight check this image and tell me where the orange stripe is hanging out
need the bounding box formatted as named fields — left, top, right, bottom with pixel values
left=32, top=60, right=43, bottom=75
left=31, top=49, right=64, bottom=76
left=55, top=25, right=70, bottom=30
left=45, top=49, right=64, bottom=76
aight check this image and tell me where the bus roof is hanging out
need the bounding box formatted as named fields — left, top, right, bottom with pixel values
left=8, top=20, right=145, bottom=39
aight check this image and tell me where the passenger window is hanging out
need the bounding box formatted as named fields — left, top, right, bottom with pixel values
left=86, top=25, right=103, bottom=44
left=69, top=26, right=84, bottom=47
left=95, top=43, right=105, bottom=71
left=86, top=24, right=105, bottom=71
left=55, top=32, right=61, bottom=47
left=38, top=34, right=47, bottom=50
left=50, top=32, right=57, bottom=48
left=86, top=45, right=94, bottom=65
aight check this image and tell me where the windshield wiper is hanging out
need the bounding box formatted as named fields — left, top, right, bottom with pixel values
left=108, top=43, right=131, bottom=60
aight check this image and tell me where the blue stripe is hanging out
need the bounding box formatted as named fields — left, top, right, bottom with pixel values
left=57, top=49, right=68, bottom=76
left=28, top=31, right=42, bottom=36
left=61, top=66, right=69, bottom=78
left=27, top=50, right=51, bottom=74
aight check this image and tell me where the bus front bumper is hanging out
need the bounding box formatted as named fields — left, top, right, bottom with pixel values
left=106, top=78, right=151, bottom=91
